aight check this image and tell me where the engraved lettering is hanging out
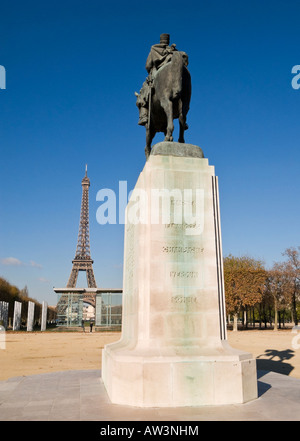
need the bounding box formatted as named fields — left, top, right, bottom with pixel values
left=170, top=271, right=198, bottom=278
left=171, top=296, right=197, bottom=303
left=162, top=246, right=204, bottom=254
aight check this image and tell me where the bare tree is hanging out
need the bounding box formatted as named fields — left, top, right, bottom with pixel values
left=282, top=247, right=300, bottom=325
left=265, top=262, right=294, bottom=330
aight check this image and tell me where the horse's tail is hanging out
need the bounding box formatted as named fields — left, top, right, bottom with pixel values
left=171, top=51, right=185, bottom=99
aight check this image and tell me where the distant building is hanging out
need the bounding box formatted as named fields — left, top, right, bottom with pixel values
left=83, top=304, right=95, bottom=320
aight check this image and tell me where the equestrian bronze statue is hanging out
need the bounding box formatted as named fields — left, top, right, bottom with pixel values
left=135, top=34, right=191, bottom=158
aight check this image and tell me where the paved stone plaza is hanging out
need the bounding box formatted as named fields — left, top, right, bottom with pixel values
left=0, top=369, right=300, bottom=421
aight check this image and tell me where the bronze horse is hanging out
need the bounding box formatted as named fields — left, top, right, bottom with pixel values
left=136, top=51, right=191, bottom=158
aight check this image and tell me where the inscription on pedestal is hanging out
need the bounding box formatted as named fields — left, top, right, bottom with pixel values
left=163, top=245, right=204, bottom=254
left=170, top=271, right=199, bottom=278
left=171, top=295, right=197, bottom=304
left=164, top=222, right=201, bottom=230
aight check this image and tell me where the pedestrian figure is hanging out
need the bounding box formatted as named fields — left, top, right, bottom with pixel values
left=81, top=319, right=85, bottom=332
left=90, top=321, right=93, bottom=333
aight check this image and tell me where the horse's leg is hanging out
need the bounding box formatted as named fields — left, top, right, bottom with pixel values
left=145, top=129, right=151, bottom=159
left=145, top=146, right=151, bottom=159
left=145, top=124, right=154, bottom=159
left=178, top=99, right=185, bottom=143
left=178, top=116, right=185, bottom=143
left=161, top=99, right=174, bottom=142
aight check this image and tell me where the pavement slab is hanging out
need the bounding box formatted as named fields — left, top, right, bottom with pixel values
left=0, top=369, right=299, bottom=421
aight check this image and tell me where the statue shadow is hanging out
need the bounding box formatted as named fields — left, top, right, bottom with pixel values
left=256, top=349, right=295, bottom=397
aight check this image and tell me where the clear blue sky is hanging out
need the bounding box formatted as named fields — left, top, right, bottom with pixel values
left=0, top=0, right=299, bottom=305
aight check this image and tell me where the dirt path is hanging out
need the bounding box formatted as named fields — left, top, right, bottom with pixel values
left=1, top=329, right=299, bottom=381
left=0, top=331, right=121, bottom=381
left=228, top=329, right=300, bottom=377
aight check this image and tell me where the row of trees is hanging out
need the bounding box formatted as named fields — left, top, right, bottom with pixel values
left=224, top=246, right=300, bottom=331
left=0, top=277, right=56, bottom=328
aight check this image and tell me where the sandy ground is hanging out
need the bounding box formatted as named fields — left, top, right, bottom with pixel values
left=0, top=331, right=121, bottom=381
left=1, top=329, right=300, bottom=381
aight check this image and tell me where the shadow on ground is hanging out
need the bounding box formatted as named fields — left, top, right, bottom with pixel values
left=256, top=349, right=295, bottom=376
left=256, top=350, right=295, bottom=398
left=257, top=374, right=271, bottom=397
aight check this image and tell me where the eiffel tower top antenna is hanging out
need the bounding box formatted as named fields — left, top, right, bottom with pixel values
left=66, top=166, right=97, bottom=288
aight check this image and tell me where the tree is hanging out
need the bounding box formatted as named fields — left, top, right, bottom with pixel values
left=224, top=255, right=266, bottom=331
left=265, top=262, right=294, bottom=330
left=20, top=285, right=29, bottom=298
left=0, top=277, right=56, bottom=328
left=258, top=284, right=273, bottom=328
left=282, top=247, right=300, bottom=325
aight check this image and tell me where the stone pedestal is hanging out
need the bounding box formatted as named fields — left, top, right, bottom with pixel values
left=102, top=142, right=257, bottom=407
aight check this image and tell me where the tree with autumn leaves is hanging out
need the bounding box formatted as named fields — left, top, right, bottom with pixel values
left=224, top=247, right=300, bottom=331
left=224, top=255, right=266, bottom=331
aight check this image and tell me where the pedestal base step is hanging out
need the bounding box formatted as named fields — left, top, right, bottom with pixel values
left=102, top=348, right=258, bottom=407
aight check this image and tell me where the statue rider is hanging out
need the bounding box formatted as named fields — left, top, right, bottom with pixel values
left=137, top=33, right=177, bottom=126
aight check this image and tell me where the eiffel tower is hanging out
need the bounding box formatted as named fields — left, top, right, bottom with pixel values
left=67, top=165, right=97, bottom=290
left=54, top=165, right=121, bottom=327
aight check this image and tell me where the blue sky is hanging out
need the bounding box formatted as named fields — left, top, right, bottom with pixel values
left=0, top=0, right=299, bottom=304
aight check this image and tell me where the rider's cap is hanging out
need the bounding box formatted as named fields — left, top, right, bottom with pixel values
left=160, top=34, right=170, bottom=44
